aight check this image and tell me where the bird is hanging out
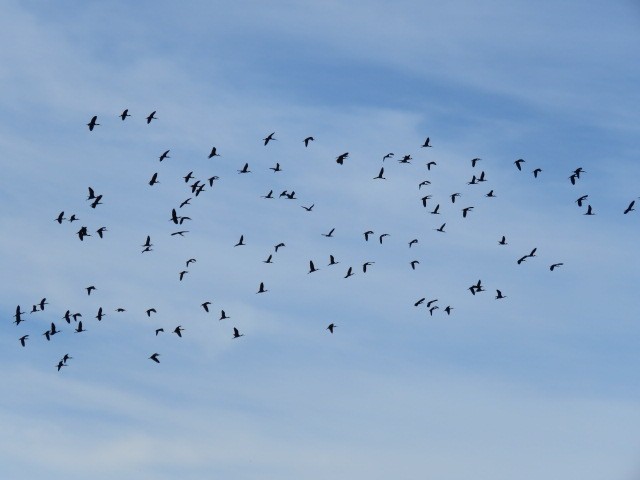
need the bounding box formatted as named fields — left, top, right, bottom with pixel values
left=462, top=206, right=474, bottom=218
left=429, top=306, right=439, bottom=316
left=624, top=200, right=635, bottom=214
left=286, top=191, right=297, bottom=199
left=115, top=308, right=126, bottom=312
left=336, top=152, right=349, bottom=165
left=159, top=150, right=170, bottom=162
left=146, top=308, right=157, bottom=317
left=573, top=167, right=585, bottom=178
left=327, top=324, right=336, bottom=334
left=96, top=227, right=107, bottom=238
left=257, top=282, right=268, bottom=293
left=301, top=204, right=314, bottom=212
left=444, top=306, right=453, bottom=315
left=43, top=330, right=51, bottom=341
left=414, top=298, right=425, bottom=307
left=498, top=236, right=507, bottom=245
left=263, top=254, right=273, bottom=264
left=220, top=310, right=230, bottom=320
left=421, top=195, right=432, bottom=207
left=418, top=180, right=431, bottom=189
left=56, top=361, right=66, bottom=372
left=344, top=267, right=355, bottom=278
left=303, top=136, right=314, bottom=147
left=529, top=248, right=537, bottom=257
left=173, top=326, right=184, bottom=337
left=308, top=261, right=319, bottom=273
left=514, top=159, right=525, bottom=170
left=532, top=168, right=542, bottom=178
left=410, top=260, right=419, bottom=270
left=398, top=155, right=412, bottom=164
left=584, top=205, right=595, bottom=215
left=19, top=335, right=28, bottom=347
left=87, top=115, right=99, bottom=131
left=467, top=175, right=478, bottom=185
left=120, top=109, right=130, bottom=120
left=435, top=223, right=446, bottom=233
left=149, top=172, right=160, bottom=186
left=235, top=235, right=245, bottom=247
left=485, top=190, right=496, bottom=198
left=96, top=307, right=105, bottom=321
left=86, top=286, right=96, bottom=295
left=149, top=353, right=160, bottom=363
left=87, top=187, right=96, bottom=201
left=54, top=211, right=66, bottom=224
left=90, top=195, right=103, bottom=209
left=383, top=153, right=394, bottom=161
left=450, top=193, right=461, bottom=203
left=208, top=147, right=220, bottom=158
left=270, top=163, right=282, bottom=172
left=426, top=161, right=437, bottom=170
left=77, top=226, right=91, bottom=241
left=279, top=190, right=289, bottom=198
left=471, top=158, right=481, bottom=167
left=274, top=242, right=285, bottom=252
left=72, top=313, right=82, bottom=322
left=61, top=354, right=72, bottom=364
left=374, top=167, right=386, bottom=180
left=146, top=111, right=157, bottom=124
left=426, top=299, right=438, bottom=308
left=233, top=327, right=244, bottom=338
left=155, top=329, right=164, bottom=336
left=569, top=174, right=578, bottom=185
left=328, top=255, right=339, bottom=266
left=575, top=195, right=588, bottom=207
left=186, top=258, right=196, bottom=267
left=322, top=228, right=335, bottom=238
left=30, top=304, right=38, bottom=314
left=363, top=230, right=374, bottom=241
left=179, top=271, right=188, bottom=281
left=421, top=137, right=432, bottom=148
left=409, top=239, right=418, bottom=248
left=550, top=263, right=564, bottom=271
left=68, top=214, right=79, bottom=222
left=379, top=233, right=389, bottom=244
left=517, top=255, right=528, bottom=265
left=495, top=289, right=506, bottom=299
left=75, top=321, right=86, bottom=333
left=430, top=204, right=440, bottom=215
left=263, top=132, right=276, bottom=145
left=237, top=163, right=251, bottom=174
left=362, top=261, right=375, bottom=273
left=39, top=298, right=48, bottom=310
left=171, top=231, right=189, bottom=236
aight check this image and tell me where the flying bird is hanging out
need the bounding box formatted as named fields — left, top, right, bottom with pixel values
left=75, top=321, right=86, bottom=333
left=235, top=235, right=245, bottom=247
left=257, top=282, right=268, bottom=293
left=149, top=172, right=160, bottom=186
left=435, top=223, right=446, bottom=233
left=220, top=310, right=230, bottom=320
left=146, top=111, right=157, bottom=124
left=414, top=298, right=425, bottom=307
left=120, top=109, right=131, bottom=120
left=495, top=290, right=506, bottom=299
left=584, top=205, right=595, bottom=215
left=379, top=233, right=389, bottom=244
left=96, top=227, right=107, bottom=238
left=155, top=329, right=164, bottom=336
left=426, top=299, right=438, bottom=308
left=263, top=132, right=276, bottom=145
left=308, top=261, right=319, bottom=273
left=303, top=136, right=314, bottom=147
left=532, top=168, right=542, bottom=178
left=426, top=161, right=437, bottom=170
left=421, top=137, right=432, bottom=148
left=336, top=152, right=349, bottom=165
left=374, top=167, right=386, bottom=180
left=328, top=255, right=339, bottom=266
left=431, top=204, right=440, bottom=215
left=159, top=150, right=170, bottom=162
left=262, top=190, right=274, bottom=199
left=274, top=242, right=285, bottom=252
left=263, top=254, right=273, bottom=264
left=363, top=230, right=374, bottom=241
left=485, top=190, right=496, bottom=198
left=149, top=353, right=160, bottom=363
left=208, top=147, right=220, bottom=158
left=173, top=326, right=185, bottom=337
left=623, top=200, right=635, bottom=214
left=233, top=327, right=244, bottom=339
left=514, top=159, right=525, bottom=170
left=575, top=195, right=588, bottom=207
left=383, top=153, right=394, bottom=161
left=327, top=324, right=336, bottom=334
left=498, top=236, right=507, bottom=245
left=462, top=207, right=474, bottom=218
left=344, top=267, right=355, bottom=278
left=146, top=308, right=157, bottom=317
left=409, top=239, right=418, bottom=248
left=450, top=193, right=461, bottom=203
left=87, top=115, right=99, bottom=131
left=86, top=285, right=96, bottom=295
left=410, top=260, right=419, bottom=270
left=237, top=163, right=251, bottom=174
left=270, top=163, right=282, bottom=172
left=418, top=180, right=431, bottom=189
left=54, top=211, right=66, bottom=224
left=322, top=228, right=335, bottom=238
left=19, top=335, right=28, bottom=347
left=550, top=263, right=564, bottom=271
left=179, top=271, right=188, bottom=281
left=301, top=204, right=314, bottom=211
left=362, top=261, right=375, bottom=273
left=471, top=158, right=481, bottom=167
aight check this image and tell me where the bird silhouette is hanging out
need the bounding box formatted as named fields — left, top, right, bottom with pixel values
left=576, top=195, right=588, bottom=207
left=301, top=204, right=314, bottom=211
left=435, top=223, right=446, bottom=233
left=179, top=271, right=188, bottom=281
left=336, top=152, right=349, bottom=165
left=462, top=207, right=474, bottom=218
left=263, top=132, right=276, bottom=145
left=90, top=195, right=103, bottom=209
left=364, top=230, right=374, bottom=241
left=146, top=308, right=157, bottom=317
left=485, top=190, right=496, bottom=198
left=39, top=298, right=48, bottom=310
left=233, top=327, right=244, bottom=338
left=383, top=153, right=394, bottom=161
left=444, top=306, right=453, bottom=315
left=322, top=228, right=335, bottom=238
left=414, top=298, right=425, bottom=307
left=431, top=204, right=440, bottom=214
left=201, top=302, right=211, bottom=312
left=220, top=310, right=230, bottom=320
left=429, top=306, right=439, bottom=316
left=327, top=323, right=336, bottom=334
left=87, top=115, right=99, bottom=131
left=624, top=200, right=635, bottom=214
left=550, top=263, right=564, bottom=271
left=308, top=261, right=319, bottom=273
left=96, top=227, right=107, bottom=238
left=263, top=254, right=273, bottom=264
left=418, top=180, right=431, bottom=189
left=238, top=163, right=251, bottom=174
left=303, top=136, right=314, bottom=147
left=584, top=205, right=595, bottom=215
left=86, top=286, right=96, bottom=295
left=410, top=260, right=419, bottom=270
left=362, top=261, right=375, bottom=273
left=186, top=258, right=196, bottom=267
left=328, top=255, right=339, bottom=266
left=54, top=211, right=66, bottom=224
left=421, top=195, right=431, bottom=207
left=270, top=163, right=282, bottom=172
left=257, top=282, right=268, bottom=293
left=120, top=109, right=130, bottom=120
left=426, top=299, right=438, bottom=308
left=471, top=158, right=481, bottom=167
left=374, top=167, right=386, bottom=180
left=409, top=239, right=418, bottom=248
left=149, top=172, right=160, bottom=186
left=498, top=236, right=507, bottom=245
left=149, top=353, right=160, bottom=363
left=77, top=226, right=91, bottom=241
left=532, top=168, right=542, bottom=178
left=19, top=335, right=28, bottom=347
left=495, top=290, right=506, bottom=299
left=96, top=307, right=105, bottom=321
left=75, top=321, right=86, bottom=333
left=171, top=231, right=189, bottom=237
left=379, top=233, right=389, bottom=244
left=146, top=111, right=157, bottom=124
left=56, top=361, right=66, bottom=372
left=208, top=147, right=220, bottom=158
left=274, top=242, right=285, bottom=252
left=235, top=235, right=245, bottom=247
left=159, top=150, right=170, bottom=162
left=421, top=137, right=432, bottom=147
left=155, top=328, right=164, bottom=336
left=517, top=255, right=528, bottom=265
left=344, top=267, right=355, bottom=278
left=451, top=193, right=461, bottom=203
left=173, top=326, right=184, bottom=337
left=514, top=159, right=525, bottom=170
left=426, top=161, right=437, bottom=171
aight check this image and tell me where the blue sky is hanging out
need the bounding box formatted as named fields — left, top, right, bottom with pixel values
left=1, top=1, right=640, bottom=479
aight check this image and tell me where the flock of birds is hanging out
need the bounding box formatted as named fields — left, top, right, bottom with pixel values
left=10, top=110, right=638, bottom=371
